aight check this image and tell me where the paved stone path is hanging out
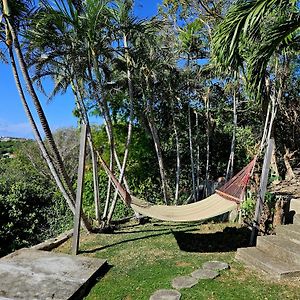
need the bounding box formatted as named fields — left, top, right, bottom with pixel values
left=191, top=268, right=219, bottom=279
left=202, top=261, right=229, bottom=271
left=149, top=261, right=229, bottom=299
left=149, top=289, right=181, bottom=300
left=171, top=276, right=198, bottom=289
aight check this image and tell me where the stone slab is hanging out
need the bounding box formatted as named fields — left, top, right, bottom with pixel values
left=171, top=276, right=198, bottom=289
left=149, top=289, right=181, bottom=300
left=191, top=268, right=219, bottom=279
left=294, top=214, right=300, bottom=225
left=0, top=248, right=107, bottom=300
left=290, top=199, right=300, bottom=215
left=236, top=247, right=300, bottom=279
left=257, top=235, right=300, bottom=265
left=276, top=224, right=300, bottom=244
left=202, top=261, right=229, bottom=271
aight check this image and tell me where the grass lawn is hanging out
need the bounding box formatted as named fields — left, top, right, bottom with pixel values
left=56, top=221, right=300, bottom=300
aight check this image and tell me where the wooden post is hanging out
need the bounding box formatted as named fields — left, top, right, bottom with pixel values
left=72, top=124, right=87, bottom=255
left=250, top=138, right=274, bottom=246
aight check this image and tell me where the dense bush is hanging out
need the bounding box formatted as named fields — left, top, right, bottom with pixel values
left=0, top=144, right=72, bottom=257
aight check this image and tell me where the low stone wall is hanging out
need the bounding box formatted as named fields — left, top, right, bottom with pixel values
left=31, top=229, right=73, bottom=251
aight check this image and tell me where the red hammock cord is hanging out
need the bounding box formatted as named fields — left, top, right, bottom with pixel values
left=216, top=157, right=257, bottom=204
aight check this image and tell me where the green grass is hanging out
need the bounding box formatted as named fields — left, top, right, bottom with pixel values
left=56, top=221, right=300, bottom=300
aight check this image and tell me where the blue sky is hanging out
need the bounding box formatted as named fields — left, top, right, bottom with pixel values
left=0, top=0, right=162, bottom=138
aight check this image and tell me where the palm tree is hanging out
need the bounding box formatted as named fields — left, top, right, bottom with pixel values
left=212, top=0, right=300, bottom=96
left=1, top=0, right=93, bottom=231
left=25, top=0, right=138, bottom=225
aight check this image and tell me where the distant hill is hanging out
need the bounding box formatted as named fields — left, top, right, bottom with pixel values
left=0, top=136, right=29, bottom=142
left=0, top=137, right=31, bottom=158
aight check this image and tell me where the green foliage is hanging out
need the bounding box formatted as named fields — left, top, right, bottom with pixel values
left=241, top=191, right=256, bottom=220
left=212, top=0, right=300, bottom=97
left=0, top=140, right=22, bottom=157
left=111, top=200, right=132, bottom=220
left=0, top=175, right=53, bottom=256
left=0, top=145, right=72, bottom=257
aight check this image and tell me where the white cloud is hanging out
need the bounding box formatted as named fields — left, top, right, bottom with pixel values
left=0, top=119, right=33, bottom=138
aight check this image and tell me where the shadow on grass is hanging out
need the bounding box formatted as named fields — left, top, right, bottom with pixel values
left=70, top=262, right=112, bottom=300
left=173, top=226, right=251, bottom=253
left=113, top=222, right=199, bottom=235
left=81, top=224, right=200, bottom=254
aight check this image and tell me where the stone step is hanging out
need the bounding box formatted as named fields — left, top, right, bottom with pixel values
left=293, top=168, right=300, bottom=175
left=294, top=214, right=300, bottom=225
left=290, top=200, right=300, bottom=215
left=276, top=224, right=300, bottom=244
left=236, top=247, right=300, bottom=279
left=257, top=235, right=300, bottom=265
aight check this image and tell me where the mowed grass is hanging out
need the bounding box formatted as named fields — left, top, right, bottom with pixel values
left=56, top=221, right=300, bottom=300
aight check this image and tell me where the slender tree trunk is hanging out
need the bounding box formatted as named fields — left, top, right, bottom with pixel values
left=6, top=15, right=76, bottom=205
left=172, top=96, right=181, bottom=204
left=72, top=80, right=101, bottom=224
left=143, top=84, right=168, bottom=204
left=195, top=111, right=200, bottom=200
left=102, top=113, right=114, bottom=220
left=100, top=107, right=131, bottom=221
left=188, top=107, right=196, bottom=201
left=8, top=45, right=92, bottom=231
left=147, top=105, right=169, bottom=205
left=89, top=54, right=115, bottom=220
left=106, top=123, right=132, bottom=223
left=88, top=57, right=131, bottom=217
left=106, top=34, right=134, bottom=223
left=113, top=149, right=131, bottom=192
left=226, top=90, right=237, bottom=181
left=204, top=92, right=210, bottom=197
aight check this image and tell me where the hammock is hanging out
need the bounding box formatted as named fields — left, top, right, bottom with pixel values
left=97, top=153, right=256, bottom=222
left=130, top=194, right=237, bottom=222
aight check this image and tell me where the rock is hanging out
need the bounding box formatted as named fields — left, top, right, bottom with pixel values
left=191, top=268, right=219, bottom=279
left=202, top=261, right=229, bottom=271
left=0, top=249, right=107, bottom=300
left=171, top=276, right=198, bottom=289
left=149, top=289, right=181, bottom=300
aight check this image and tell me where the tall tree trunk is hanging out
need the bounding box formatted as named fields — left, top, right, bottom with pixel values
left=8, top=45, right=92, bottom=231
left=226, top=90, right=237, bottom=181
left=144, top=78, right=168, bottom=204
left=88, top=54, right=131, bottom=218
left=195, top=111, right=200, bottom=200
left=89, top=54, right=115, bottom=220
left=204, top=92, right=210, bottom=197
left=6, top=14, right=76, bottom=206
left=71, top=80, right=101, bottom=225
left=188, top=107, right=196, bottom=201
left=101, top=110, right=114, bottom=220
left=106, top=34, right=134, bottom=224
left=147, top=111, right=169, bottom=205
left=173, top=96, right=181, bottom=204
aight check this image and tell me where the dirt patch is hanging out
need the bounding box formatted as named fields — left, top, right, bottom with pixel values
left=175, top=261, right=193, bottom=267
